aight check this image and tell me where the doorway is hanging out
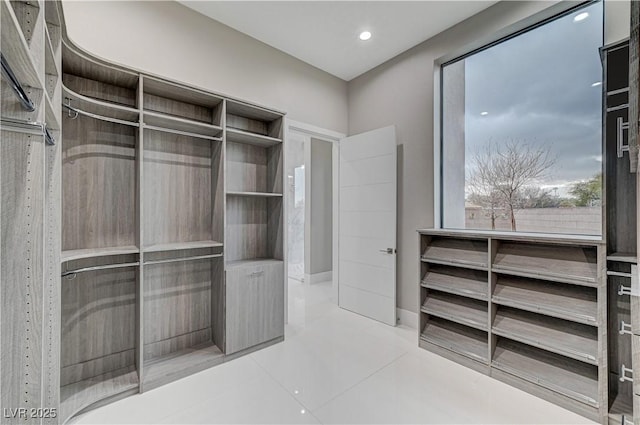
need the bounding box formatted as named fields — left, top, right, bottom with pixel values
left=285, top=122, right=344, bottom=324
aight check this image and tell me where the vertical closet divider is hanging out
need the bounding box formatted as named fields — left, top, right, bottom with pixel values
left=136, top=74, right=145, bottom=389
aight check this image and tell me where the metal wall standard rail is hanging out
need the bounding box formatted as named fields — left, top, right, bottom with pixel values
left=1, top=52, right=36, bottom=112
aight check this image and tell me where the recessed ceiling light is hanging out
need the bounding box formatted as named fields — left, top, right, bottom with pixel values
left=574, top=12, right=589, bottom=22
left=480, top=111, right=489, bottom=116
left=359, top=31, right=372, bottom=41
left=591, top=81, right=602, bottom=87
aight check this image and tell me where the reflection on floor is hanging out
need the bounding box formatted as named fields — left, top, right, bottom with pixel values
left=72, top=279, right=595, bottom=424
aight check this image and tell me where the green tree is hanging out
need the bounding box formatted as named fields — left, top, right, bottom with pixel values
left=569, top=173, right=602, bottom=207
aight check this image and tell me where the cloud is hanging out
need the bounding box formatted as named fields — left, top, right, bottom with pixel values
left=443, top=2, right=604, bottom=186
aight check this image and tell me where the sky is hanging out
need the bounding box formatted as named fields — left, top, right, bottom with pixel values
left=451, top=2, right=604, bottom=197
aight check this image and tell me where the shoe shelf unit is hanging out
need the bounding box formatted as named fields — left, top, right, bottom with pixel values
left=418, top=229, right=606, bottom=422
left=49, top=7, right=286, bottom=422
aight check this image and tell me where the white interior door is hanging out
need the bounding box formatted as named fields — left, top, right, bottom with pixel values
left=338, top=126, right=397, bottom=325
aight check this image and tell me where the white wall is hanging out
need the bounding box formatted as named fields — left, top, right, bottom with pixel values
left=348, top=0, right=629, bottom=313
left=61, top=0, right=348, bottom=134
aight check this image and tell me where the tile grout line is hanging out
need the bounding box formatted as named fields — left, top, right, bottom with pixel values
left=248, top=354, right=324, bottom=424
left=308, top=350, right=411, bottom=415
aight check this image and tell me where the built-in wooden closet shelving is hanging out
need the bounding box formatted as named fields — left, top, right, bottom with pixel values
left=418, top=229, right=606, bottom=421
left=32, top=2, right=287, bottom=421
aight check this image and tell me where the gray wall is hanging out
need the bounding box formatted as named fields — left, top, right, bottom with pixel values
left=347, top=0, right=629, bottom=314
left=61, top=0, right=348, bottom=134
left=309, top=139, right=333, bottom=275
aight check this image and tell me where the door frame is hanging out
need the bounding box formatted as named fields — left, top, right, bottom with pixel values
left=285, top=120, right=345, bottom=322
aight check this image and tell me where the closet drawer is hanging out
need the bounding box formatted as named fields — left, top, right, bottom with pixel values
left=225, top=261, right=284, bottom=355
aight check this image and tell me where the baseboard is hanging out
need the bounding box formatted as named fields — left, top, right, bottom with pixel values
left=396, top=308, right=418, bottom=329
left=307, top=271, right=333, bottom=284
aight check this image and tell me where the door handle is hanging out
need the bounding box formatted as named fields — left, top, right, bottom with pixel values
left=379, top=248, right=395, bottom=254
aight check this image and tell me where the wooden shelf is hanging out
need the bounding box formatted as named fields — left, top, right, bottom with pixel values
left=422, top=238, right=488, bottom=270
left=421, top=291, right=487, bottom=331
left=226, top=258, right=283, bottom=269
left=493, top=242, right=597, bottom=286
left=492, top=275, right=597, bottom=326
left=492, top=339, right=599, bottom=407
left=226, top=100, right=283, bottom=122
left=420, top=317, right=488, bottom=363
left=63, top=85, right=139, bottom=122
left=226, top=191, right=283, bottom=198
left=493, top=308, right=598, bottom=365
left=226, top=128, right=282, bottom=147
left=421, top=266, right=487, bottom=301
left=143, top=110, right=222, bottom=138
left=143, top=342, right=223, bottom=391
left=60, top=366, right=138, bottom=424
left=61, top=246, right=139, bottom=263
left=143, top=75, right=223, bottom=111
left=608, top=252, right=637, bottom=263
left=1, top=0, right=43, bottom=89
left=144, top=240, right=223, bottom=253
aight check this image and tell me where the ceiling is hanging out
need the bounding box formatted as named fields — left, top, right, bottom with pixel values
left=178, top=1, right=499, bottom=81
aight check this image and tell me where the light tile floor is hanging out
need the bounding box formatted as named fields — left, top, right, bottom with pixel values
left=73, top=280, right=596, bottom=424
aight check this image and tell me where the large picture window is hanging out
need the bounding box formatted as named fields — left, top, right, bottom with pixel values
left=440, top=2, right=604, bottom=235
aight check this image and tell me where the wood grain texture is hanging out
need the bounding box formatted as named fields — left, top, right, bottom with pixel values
left=492, top=338, right=599, bottom=407
left=421, top=265, right=488, bottom=301
left=492, top=307, right=598, bottom=365
left=142, top=342, right=223, bottom=392
left=142, top=75, right=223, bottom=116
left=144, top=92, right=213, bottom=123
left=225, top=196, right=267, bottom=261
left=493, top=242, right=598, bottom=284
left=630, top=2, right=639, bottom=172
left=421, top=291, right=487, bottom=331
left=60, top=266, right=137, bottom=383
left=62, top=84, right=139, bottom=122
left=226, top=141, right=268, bottom=193
left=1, top=130, right=45, bottom=423
left=606, top=44, right=636, bottom=256
left=143, top=129, right=213, bottom=247
left=44, top=126, right=62, bottom=417
left=1, top=78, right=44, bottom=122
left=143, top=258, right=214, bottom=351
left=493, top=275, right=597, bottom=325
left=63, top=73, right=136, bottom=107
left=419, top=228, right=604, bottom=246
left=1, top=0, right=42, bottom=88
left=62, top=40, right=138, bottom=91
left=143, top=329, right=211, bottom=361
left=59, top=366, right=138, bottom=425
left=422, top=237, right=488, bottom=269
left=226, top=128, right=281, bottom=147
left=420, top=317, right=488, bottom=363
left=62, top=114, right=137, bottom=251
left=225, top=261, right=284, bottom=354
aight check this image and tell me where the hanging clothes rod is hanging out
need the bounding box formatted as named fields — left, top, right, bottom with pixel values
left=62, top=261, right=140, bottom=278
left=607, top=103, right=629, bottom=113
left=63, top=101, right=140, bottom=127
left=144, top=253, right=223, bottom=266
left=1, top=117, right=55, bottom=145
left=0, top=53, right=36, bottom=112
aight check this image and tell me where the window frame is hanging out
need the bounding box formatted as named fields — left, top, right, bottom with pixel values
left=433, top=0, right=603, bottom=233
